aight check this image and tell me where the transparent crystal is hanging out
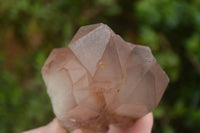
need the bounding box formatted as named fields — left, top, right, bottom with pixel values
left=42, top=23, right=169, bottom=133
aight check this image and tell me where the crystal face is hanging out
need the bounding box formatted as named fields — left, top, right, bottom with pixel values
left=41, top=23, right=169, bottom=133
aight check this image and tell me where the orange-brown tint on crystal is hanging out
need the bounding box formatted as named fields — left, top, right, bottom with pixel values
left=42, top=23, right=169, bottom=133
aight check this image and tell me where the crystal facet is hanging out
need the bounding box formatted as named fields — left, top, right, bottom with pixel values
left=42, top=23, right=169, bottom=133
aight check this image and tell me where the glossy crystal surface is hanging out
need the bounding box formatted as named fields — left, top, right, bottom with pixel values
left=42, top=23, right=169, bottom=133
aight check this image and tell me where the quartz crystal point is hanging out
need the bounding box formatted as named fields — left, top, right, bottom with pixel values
left=41, top=23, right=169, bottom=133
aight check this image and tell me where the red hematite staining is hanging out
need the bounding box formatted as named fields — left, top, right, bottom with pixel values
left=41, top=23, right=169, bottom=133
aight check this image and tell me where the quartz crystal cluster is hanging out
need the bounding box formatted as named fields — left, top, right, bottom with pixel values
left=42, top=23, right=169, bottom=133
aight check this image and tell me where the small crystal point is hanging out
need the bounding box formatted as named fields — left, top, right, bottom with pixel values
left=42, top=23, right=169, bottom=133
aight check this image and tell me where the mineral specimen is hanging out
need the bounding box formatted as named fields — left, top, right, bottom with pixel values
left=41, top=23, right=169, bottom=133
